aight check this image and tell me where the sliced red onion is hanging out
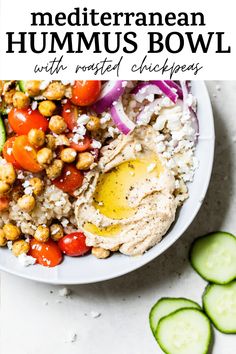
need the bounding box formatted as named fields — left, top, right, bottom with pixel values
left=164, top=80, right=183, bottom=99
left=131, top=82, right=162, bottom=102
left=149, top=81, right=178, bottom=103
left=91, top=81, right=126, bottom=114
left=110, top=99, right=136, bottom=135
left=136, top=99, right=162, bottom=126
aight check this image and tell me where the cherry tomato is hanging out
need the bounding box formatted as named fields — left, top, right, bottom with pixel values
left=12, top=135, right=43, bottom=173
left=52, top=164, right=84, bottom=194
left=2, top=137, right=22, bottom=169
left=58, top=232, right=91, bottom=257
left=8, top=108, right=48, bottom=135
left=61, top=100, right=79, bottom=130
left=71, top=81, right=101, bottom=106
left=0, top=196, right=9, bottom=212
left=29, top=239, right=63, bottom=267
left=68, top=134, right=91, bottom=152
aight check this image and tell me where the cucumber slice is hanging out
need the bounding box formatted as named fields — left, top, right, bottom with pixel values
left=0, top=116, right=6, bottom=152
left=18, top=80, right=26, bottom=92
left=156, top=308, right=212, bottom=354
left=203, top=281, right=236, bottom=334
left=190, top=232, right=236, bottom=284
left=149, top=297, right=201, bottom=335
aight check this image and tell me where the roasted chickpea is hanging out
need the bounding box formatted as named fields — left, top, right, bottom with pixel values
left=46, top=159, right=64, bottom=180
left=86, top=116, right=100, bottom=131
left=37, top=148, right=53, bottom=166
left=0, top=181, right=11, bottom=195
left=0, top=229, right=7, bottom=246
left=76, top=152, right=94, bottom=170
left=50, top=224, right=64, bottom=241
left=0, top=162, right=16, bottom=185
left=4, top=89, right=16, bottom=105
left=28, top=128, right=45, bottom=147
left=43, top=82, right=65, bottom=101
left=12, top=239, right=30, bottom=256
left=60, top=148, right=77, bottom=163
left=38, top=100, right=56, bottom=117
left=29, top=178, right=44, bottom=196
left=12, top=91, right=30, bottom=109
left=45, top=134, right=56, bottom=150
left=3, top=223, right=21, bottom=241
left=92, top=247, right=110, bottom=259
left=49, top=115, right=67, bottom=134
left=34, top=225, right=50, bottom=242
left=17, top=195, right=36, bottom=212
left=25, top=80, right=42, bottom=96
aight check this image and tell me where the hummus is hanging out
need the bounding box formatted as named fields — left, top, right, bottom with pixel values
left=75, top=126, right=177, bottom=256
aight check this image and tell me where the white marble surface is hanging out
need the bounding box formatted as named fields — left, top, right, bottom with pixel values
left=0, top=81, right=235, bottom=354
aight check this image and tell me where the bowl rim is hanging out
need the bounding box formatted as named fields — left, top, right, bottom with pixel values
left=0, top=81, right=215, bottom=284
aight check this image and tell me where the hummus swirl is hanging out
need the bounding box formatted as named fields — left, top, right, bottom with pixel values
left=75, top=126, right=177, bottom=256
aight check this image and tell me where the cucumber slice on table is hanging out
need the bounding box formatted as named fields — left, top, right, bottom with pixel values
left=149, top=297, right=201, bottom=335
left=18, top=80, right=26, bottom=92
left=203, top=281, right=236, bottom=334
left=0, top=116, right=6, bottom=152
left=190, top=232, right=236, bottom=284
left=156, top=308, right=212, bottom=354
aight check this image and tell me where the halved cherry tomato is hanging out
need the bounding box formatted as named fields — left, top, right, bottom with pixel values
left=8, top=108, right=48, bottom=135
left=71, top=81, right=101, bottom=106
left=2, top=137, right=22, bottom=169
left=12, top=135, right=43, bottom=173
left=0, top=196, right=9, bottom=212
left=61, top=100, right=78, bottom=130
left=58, top=232, right=91, bottom=257
left=29, top=239, right=63, bottom=267
left=68, top=134, right=91, bottom=152
left=52, top=164, right=84, bottom=194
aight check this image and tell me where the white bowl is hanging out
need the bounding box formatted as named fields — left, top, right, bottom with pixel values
left=0, top=81, right=215, bottom=284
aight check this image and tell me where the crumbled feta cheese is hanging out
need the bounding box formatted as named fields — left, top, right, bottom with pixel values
left=108, top=126, right=119, bottom=138
left=24, top=186, right=33, bottom=195
left=31, top=101, right=38, bottom=110
left=61, top=80, right=75, bottom=86
left=61, top=218, right=69, bottom=227
left=72, top=125, right=86, bottom=136
left=146, top=94, right=154, bottom=102
left=154, top=134, right=165, bottom=143
left=100, top=113, right=111, bottom=125
left=156, top=142, right=166, bottom=153
left=18, top=253, right=36, bottom=267
left=134, top=143, right=142, bottom=152
left=17, top=172, right=25, bottom=179
left=77, top=114, right=90, bottom=125
left=22, top=180, right=30, bottom=188
left=153, top=116, right=167, bottom=131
